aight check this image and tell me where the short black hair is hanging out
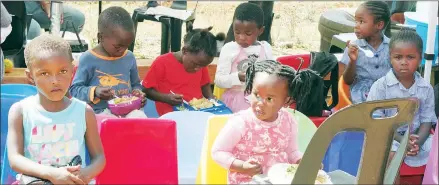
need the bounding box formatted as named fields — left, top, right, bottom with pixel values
left=233, top=3, right=264, bottom=28
left=244, top=60, right=323, bottom=110
left=183, top=22, right=218, bottom=57
left=361, top=1, right=390, bottom=31
left=390, top=28, right=424, bottom=55
left=98, top=6, right=134, bottom=33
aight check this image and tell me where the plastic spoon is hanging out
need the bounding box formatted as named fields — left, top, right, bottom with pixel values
left=357, top=46, right=374, bottom=58
left=170, top=90, right=190, bottom=105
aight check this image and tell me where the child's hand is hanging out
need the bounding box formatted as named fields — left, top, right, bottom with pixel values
left=242, top=159, right=262, bottom=176
left=95, top=86, right=114, bottom=100
left=407, top=134, right=420, bottom=156
left=165, top=93, right=184, bottom=106
left=66, top=166, right=91, bottom=184
left=132, top=89, right=147, bottom=107
left=49, top=166, right=85, bottom=185
left=238, top=72, right=246, bottom=82
left=346, top=40, right=359, bottom=63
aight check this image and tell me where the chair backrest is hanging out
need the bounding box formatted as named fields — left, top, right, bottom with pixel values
left=96, top=118, right=178, bottom=184
left=160, top=111, right=214, bottom=183
left=196, top=115, right=229, bottom=184
left=276, top=54, right=311, bottom=70
left=291, top=98, right=418, bottom=184
left=286, top=109, right=317, bottom=152
left=0, top=147, right=16, bottom=184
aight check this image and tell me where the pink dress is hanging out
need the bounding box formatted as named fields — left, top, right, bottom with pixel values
left=423, top=123, right=438, bottom=184
left=221, top=44, right=267, bottom=113
left=211, top=108, right=303, bottom=184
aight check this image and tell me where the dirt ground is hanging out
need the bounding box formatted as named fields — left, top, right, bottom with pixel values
left=65, top=1, right=362, bottom=60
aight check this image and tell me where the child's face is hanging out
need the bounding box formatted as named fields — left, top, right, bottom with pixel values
left=233, top=20, right=264, bottom=48
left=249, top=72, right=290, bottom=122
left=99, top=26, right=134, bottom=57
left=26, top=56, right=73, bottom=102
left=181, top=48, right=214, bottom=73
left=354, top=6, right=385, bottom=39
left=390, top=42, right=421, bottom=79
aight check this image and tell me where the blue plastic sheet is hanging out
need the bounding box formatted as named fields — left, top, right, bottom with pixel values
left=173, top=100, right=232, bottom=115
left=322, top=131, right=365, bottom=176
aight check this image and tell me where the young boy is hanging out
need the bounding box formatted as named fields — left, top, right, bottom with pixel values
left=69, top=6, right=147, bottom=118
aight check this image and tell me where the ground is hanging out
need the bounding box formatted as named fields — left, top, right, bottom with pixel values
left=65, top=1, right=362, bottom=59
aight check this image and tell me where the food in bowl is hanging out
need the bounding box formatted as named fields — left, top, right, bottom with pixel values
left=268, top=163, right=332, bottom=184
left=108, top=95, right=142, bottom=116
left=189, top=98, right=214, bottom=110
left=113, top=96, right=139, bottom=104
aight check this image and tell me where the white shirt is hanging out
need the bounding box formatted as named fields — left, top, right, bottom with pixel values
left=215, top=41, right=274, bottom=88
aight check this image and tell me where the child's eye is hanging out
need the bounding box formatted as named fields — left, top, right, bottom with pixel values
left=60, top=70, right=68, bottom=74
left=267, top=97, right=273, bottom=102
left=41, top=72, right=49, bottom=76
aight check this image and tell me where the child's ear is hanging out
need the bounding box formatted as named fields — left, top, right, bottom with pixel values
left=376, top=20, right=385, bottom=30
left=258, top=26, right=265, bottom=37
left=181, top=46, right=188, bottom=55
left=97, top=32, right=103, bottom=43
left=25, top=69, right=35, bottom=85
left=284, top=97, right=294, bottom=107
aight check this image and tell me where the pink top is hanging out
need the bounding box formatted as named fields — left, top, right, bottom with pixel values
left=211, top=108, right=303, bottom=184
left=423, top=123, right=438, bottom=184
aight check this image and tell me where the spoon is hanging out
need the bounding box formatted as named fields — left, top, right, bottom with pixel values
left=358, top=47, right=375, bottom=58
left=170, top=90, right=190, bottom=105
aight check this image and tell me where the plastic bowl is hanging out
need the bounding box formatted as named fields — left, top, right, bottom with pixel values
left=108, top=95, right=142, bottom=116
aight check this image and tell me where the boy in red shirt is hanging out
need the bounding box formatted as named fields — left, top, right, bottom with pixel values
left=143, top=23, right=221, bottom=116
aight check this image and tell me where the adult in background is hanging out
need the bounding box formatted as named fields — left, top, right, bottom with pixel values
left=0, top=2, right=12, bottom=82
left=26, top=1, right=85, bottom=39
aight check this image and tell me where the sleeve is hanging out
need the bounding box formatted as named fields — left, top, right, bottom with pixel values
left=261, top=41, right=274, bottom=60
left=69, top=55, right=100, bottom=104
left=128, top=54, right=142, bottom=91
left=287, top=114, right=303, bottom=163
left=339, top=46, right=350, bottom=66
left=142, top=56, right=165, bottom=89
left=419, top=87, right=438, bottom=124
left=211, top=116, right=246, bottom=169
left=200, top=67, right=211, bottom=86
left=214, top=43, right=242, bottom=88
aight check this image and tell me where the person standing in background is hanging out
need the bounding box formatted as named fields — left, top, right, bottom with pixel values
left=25, top=1, right=85, bottom=39
left=385, top=1, right=417, bottom=37
left=0, top=2, right=13, bottom=83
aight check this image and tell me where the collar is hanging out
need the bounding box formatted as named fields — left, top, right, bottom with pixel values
left=386, top=69, right=429, bottom=87
left=356, top=34, right=390, bottom=47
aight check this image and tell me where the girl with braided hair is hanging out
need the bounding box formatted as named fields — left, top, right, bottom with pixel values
left=341, top=1, right=392, bottom=104
left=212, top=60, right=322, bottom=184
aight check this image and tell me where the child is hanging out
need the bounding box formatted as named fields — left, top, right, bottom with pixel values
left=367, top=29, right=437, bottom=168
left=69, top=6, right=147, bottom=118
left=341, top=1, right=392, bottom=104
left=212, top=60, right=321, bottom=184
left=142, top=23, right=219, bottom=116
left=7, top=34, right=105, bottom=184
left=215, top=2, right=274, bottom=113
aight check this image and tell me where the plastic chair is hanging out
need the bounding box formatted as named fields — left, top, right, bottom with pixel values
left=284, top=98, right=418, bottom=184
left=334, top=75, right=352, bottom=111
left=0, top=84, right=37, bottom=168
left=213, top=85, right=226, bottom=100
left=286, top=109, right=317, bottom=152
left=96, top=118, right=178, bottom=184
left=195, top=115, right=229, bottom=184
left=144, top=98, right=160, bottom=118
left=423, top=123, right=438, bottom=184
left=160, top=111, right=214, bottom=184
left=1, top=147, right=16, bottom=185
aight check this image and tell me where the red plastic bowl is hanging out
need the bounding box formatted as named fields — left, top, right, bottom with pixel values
left=108, top=95, right=142, bottom=116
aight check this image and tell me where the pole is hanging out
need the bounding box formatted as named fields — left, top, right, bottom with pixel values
left=50, top=1, right=63, bottom=34
left=423, top=1, right=438, bottom=83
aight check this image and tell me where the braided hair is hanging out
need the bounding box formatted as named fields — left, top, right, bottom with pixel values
left=244, top=60, right=324, bottom=112
left=389, top=28, right=423, bottom=56
left=361, top=1, right=390, bottom=33
left=183, top=21, right=218, bottom=57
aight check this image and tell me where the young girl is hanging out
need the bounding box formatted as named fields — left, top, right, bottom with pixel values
left=341, top=1, right=392, bottom=104
left=215, top=2, right=274, bottom=113
left=367, top=29, right=437, bottom=169
left=7, top=34, right=105, bottom=184
left=143, top=22, right=221, bottom=116
left=212, top=60, right=320, bottom=184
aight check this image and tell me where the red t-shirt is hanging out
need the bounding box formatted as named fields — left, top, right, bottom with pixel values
left=142, top=53, right=211, bottom=116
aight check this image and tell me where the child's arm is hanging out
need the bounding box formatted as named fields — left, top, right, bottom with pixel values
left=200, top=67, right=214, bottom=99
left=73, top=105, right=106, bottom=183
left=7, top=103, right=84, bottom=184
left=69, top=61, right=101, bottom=104
left=129, top=57, right=143, bottom=92
left=416, top=87, right=437, bottom=146
left=214, top=44, right=243, bottom=88
left=341, top=41, right=359, bottom=85
left=287, top=116, right=303, bottom=164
